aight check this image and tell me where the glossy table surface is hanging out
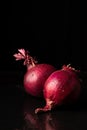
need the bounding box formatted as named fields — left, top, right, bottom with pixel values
left=0, top=70, right=87, bottom=130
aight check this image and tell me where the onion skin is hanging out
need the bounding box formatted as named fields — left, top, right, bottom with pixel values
left=13, top=49, right=56, bottom=97
left=24, top=64, right=56, bottom=97
left=35, top=64, right=81, bottom=113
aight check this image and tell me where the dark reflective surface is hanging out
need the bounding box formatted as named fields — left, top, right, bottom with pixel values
left=0, top=71, right=87, bottom=130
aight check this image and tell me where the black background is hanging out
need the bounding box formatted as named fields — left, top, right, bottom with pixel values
left=4, top=1, right=87, bottom=71
left=0, top=1, right=87, bottom=130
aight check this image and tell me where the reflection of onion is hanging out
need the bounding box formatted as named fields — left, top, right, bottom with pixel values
left=24, top=112, right=36, bottom=126
left=14, top=102, right=85, bottom=130
left=22, top=99, right=39, bottom=129
left=42, top=114, right=57, bottom=130
left=22, top=98, right=58, bottom=130
left=14, top=93, right=87, bottom=130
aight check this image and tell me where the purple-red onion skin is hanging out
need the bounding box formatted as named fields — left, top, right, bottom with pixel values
left=23, top=64, right=56, bottom=97
left=35, top=66, right=81, bottom=113
left=44, top=69, right=81, bottom=105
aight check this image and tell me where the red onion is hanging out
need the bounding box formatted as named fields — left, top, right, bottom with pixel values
left=13, top=49, right=56, bottom=97
left=35, top=64, right=81, bottom=113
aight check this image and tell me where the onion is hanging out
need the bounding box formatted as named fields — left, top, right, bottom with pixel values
left=35, top=64, right=81, bottom=113
left=13, top=49, right=56, bottom=97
